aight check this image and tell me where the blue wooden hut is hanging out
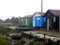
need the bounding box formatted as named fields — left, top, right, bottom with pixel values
left=32, top=12, right=44, bottom=28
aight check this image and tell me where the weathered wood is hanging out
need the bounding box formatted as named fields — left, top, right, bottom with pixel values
left=59, top=16, right=60, bottom=31
left=26, top=18, right=28, bottom=26
left=47, top=18, right=49, bottom=30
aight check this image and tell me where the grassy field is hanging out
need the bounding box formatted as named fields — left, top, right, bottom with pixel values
left=0, top=35, right=12, bottom=45
left=0, top=25, right=19, bottom=35
left=0, top=25, right=20, bottom=45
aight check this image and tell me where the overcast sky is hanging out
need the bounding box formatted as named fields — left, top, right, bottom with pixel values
left=0, top=0, right=60, bottom=20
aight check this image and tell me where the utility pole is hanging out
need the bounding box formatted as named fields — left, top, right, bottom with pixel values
left=41, top=0, right=43, bottom=13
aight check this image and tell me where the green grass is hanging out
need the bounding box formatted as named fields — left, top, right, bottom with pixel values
left=0, top=26, right=19, bottom=45
left=31, top=41, right=44, bottom=45
left=0, top=26, right=18, bottom=35
left=0, top=35, right=12, bottom=45
left=0, top=26, right=10, bottom=35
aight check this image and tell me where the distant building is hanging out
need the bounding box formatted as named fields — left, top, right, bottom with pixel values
left=44, top=9, right=60, bottom=31
left=17, top=16, right=21, bottom=24
left=0, top=19, right=4, bottom=24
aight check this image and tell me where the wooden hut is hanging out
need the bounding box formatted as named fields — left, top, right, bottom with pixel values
left=44, top=9, right=60, bottom=31
left=20, top=15, right=33, bottom=27
left=32, top=12, right=44, bottom=28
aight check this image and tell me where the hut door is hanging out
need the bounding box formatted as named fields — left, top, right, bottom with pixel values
left=53, top=17, right=59, bottom=30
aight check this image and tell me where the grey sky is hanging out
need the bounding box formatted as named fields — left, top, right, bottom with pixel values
left=0, top=0, right=60, bottom=20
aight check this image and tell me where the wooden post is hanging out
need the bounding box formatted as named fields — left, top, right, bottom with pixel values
left=26, top=18, right=27, bottom=26
left=44, top=34, right=46, bottom=39
left=47, top=18, right=49, bottom=30
left=59, top=16, right=60, bottom=31
left=53, top=17, right=56, bottom=22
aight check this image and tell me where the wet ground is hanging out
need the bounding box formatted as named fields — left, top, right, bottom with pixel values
left=22, top=30, right=60, bottom=38
left=9, top=37, right=33, bottom=45
left=22, top=30, right=60, bottom=41
left=38, top=30, right=60, bottom=37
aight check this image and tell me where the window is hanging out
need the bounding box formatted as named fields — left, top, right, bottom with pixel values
left=36, top=18, right=40, bottom=20
left=53, top=17, right=56, bottom=22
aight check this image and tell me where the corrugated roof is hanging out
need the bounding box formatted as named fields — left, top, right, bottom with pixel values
left=49, top=9, right=60, bottom=16
left=34, top=12, right=45, bottom=16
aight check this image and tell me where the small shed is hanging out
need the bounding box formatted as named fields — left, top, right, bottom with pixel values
left=24, top=15, right=33, bottom=27
left=20, top=15, right=33, bottom=27
left=32, top=12, right=44, bottom=28
left=44, top=9, right=60, bottom=31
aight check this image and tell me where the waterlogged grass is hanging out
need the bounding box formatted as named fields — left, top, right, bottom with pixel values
left=0, top=26, right=17, bottom=35
left=0, top=35, right=12, bottom=45
left=30, top=41, right=44, bottom=45
left=32, top=41, right=44, bottom=45
left=0, top=26, right=10, bottom=34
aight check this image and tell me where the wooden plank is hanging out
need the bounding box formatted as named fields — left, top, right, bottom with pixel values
left=59, top=16, right=60, bottom=31
left=47, top=18, right=49, bottom=30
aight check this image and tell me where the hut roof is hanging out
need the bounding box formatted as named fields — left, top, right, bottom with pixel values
left=17, top=16, right=21, bottom=19
left=37, top=12, right=45, bottom=15
left=33, top=12, right=45, bottom=16
left=49, top=9, right=60, bottom=16
left=24, top=15, right=33, bottom=18
left=22, top=15, right=33, bottom=18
